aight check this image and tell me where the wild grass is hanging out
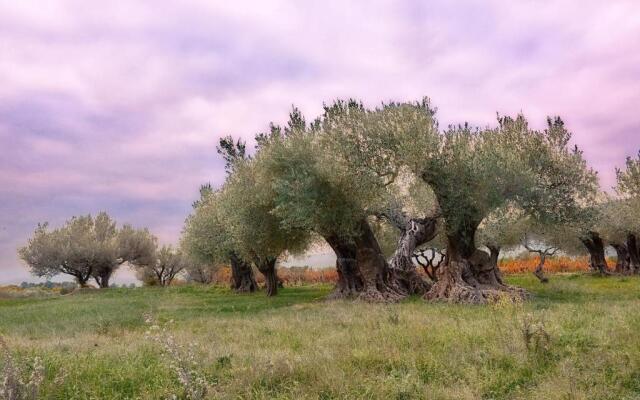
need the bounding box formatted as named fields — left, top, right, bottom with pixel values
left=1, top=274, right=639, bottom=399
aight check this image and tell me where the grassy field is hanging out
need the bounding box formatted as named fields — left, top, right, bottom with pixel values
left=1, top=274, right=640, bottom=399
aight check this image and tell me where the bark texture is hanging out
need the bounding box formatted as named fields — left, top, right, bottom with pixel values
left=325, top=234, right=363, bottom=299
left=230, top=252, right=258, bottom=292
left=425, top=227, right=527, bottom=304
left=581, top=232, right=610, bottom=275
left=255, top=257, right=278, bottom=297
left=388, top=217, right=438, bottom=295
left=353, top=219, right=405, bottom=302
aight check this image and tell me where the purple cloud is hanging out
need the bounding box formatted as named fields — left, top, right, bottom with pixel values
left=1, top=0, right=640, bottom=283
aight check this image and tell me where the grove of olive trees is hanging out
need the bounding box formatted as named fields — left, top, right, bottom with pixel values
left=18, top=99, right=640, bottom=303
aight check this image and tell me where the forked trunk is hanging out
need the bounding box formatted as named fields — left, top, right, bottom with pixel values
left=533, top=254, right=549, bottom=283
left=425, top=227, right=527, bottom=304
left=256, top=257, right=278, bottom=297
left=626, top=234, right=640, bottom=274
left=611, top=243, right=631, bottom=274
left=230, top=252, right=258, bottom=293
left=325, top=234, right=363, bottom=299
left=581, top=232, right=609, bottom=275
left=388, top=217, right=438, bottom=295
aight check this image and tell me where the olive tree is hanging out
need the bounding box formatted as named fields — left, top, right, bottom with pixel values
left=218, top=157, right=312, bottom=296
left=614, top=152, right=640, bottom=272
left=184, top=261, right=219, bottom=284
left=135, top=245, right=185, bottom=287
left=328, top=99, right=598, bottom=303
left=255, top=104, right=439, bottom=301
left=19, top=212, right=155, bottom=288
left=182, top=186, right=257, bottom=292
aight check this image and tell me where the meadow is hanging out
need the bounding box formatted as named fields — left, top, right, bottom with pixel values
left=1, top=273, right=640, bottom=399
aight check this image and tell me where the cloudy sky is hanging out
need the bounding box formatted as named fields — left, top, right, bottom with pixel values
left=1, top=0, right=639, bottom=284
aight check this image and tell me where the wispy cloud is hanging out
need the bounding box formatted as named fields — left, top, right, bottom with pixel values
left=1, top=0, right=639, bottom=283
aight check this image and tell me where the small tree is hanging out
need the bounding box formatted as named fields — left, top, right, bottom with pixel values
left=135, top=245, right=185, bottom=287
left=19, top=213, right=155, bottom=288
left=183, top=261, right=219, bottom=284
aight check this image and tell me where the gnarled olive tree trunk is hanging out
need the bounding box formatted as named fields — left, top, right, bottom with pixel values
left=325, top=234, right=363, bottom=299
left=611, top=243, right=631, bottom=274
left=255, top=257, right=279, bottom=297
left=230, top=252, right=258, bottom=293
left=325, top=217, right=436, bottom=302
left=353, top=218, right=405, bottom=302
left=388, top=217, right=438, bottom=295
left=581, top=232, right=609, bottom=275
left=425, top=225, right=527, bottom=304
left=626, top=234, right=640, bottom=274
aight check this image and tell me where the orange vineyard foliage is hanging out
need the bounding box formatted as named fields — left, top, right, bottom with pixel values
left=212, top=256, right=601, bottom=287
left=498, top=256, right=602, bottom=274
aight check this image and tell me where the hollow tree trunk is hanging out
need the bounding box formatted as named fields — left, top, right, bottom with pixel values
left=230, top=252, right=258, bottom=292
left=611, top=243, right=631, bottom=274
left=425, top=226, right=527, bottom=304
left=626, top=234, right=640, bottom=274
left=533, top=254, right=549, bottom=283
left=388, top=217, right=438, bottom=295
left=325, top=234, right=363, bottom=299
left=581, top=232, right=609, bottom=275
left=255, top=257, right=278, bottom=297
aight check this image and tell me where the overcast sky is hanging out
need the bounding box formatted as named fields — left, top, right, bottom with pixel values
left=1, top=1, right=639, bottom=284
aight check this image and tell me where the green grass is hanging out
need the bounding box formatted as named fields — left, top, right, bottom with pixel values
left=2, top=274, right=640, bottom=399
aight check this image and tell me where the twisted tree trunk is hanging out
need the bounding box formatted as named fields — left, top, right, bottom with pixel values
left=230, top=252, right=258, bottom=292
left=581, top=232, right=609, bottom=275
left=325, top=234, right=363, bottom=299
left=388, top=217, right=438, bottom=295
left=255, top=257, right=278, bottom=297
left=425, top=226, right=527, bottom=304
left=611, top=243, right=631, bottom=274
left=533, top=254, right=549, bottom=283
left=626, top=234, right=640, bottom=274
left=352, top=218, right=406, bottom=302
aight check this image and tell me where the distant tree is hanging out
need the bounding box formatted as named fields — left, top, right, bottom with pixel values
left=19, top=213, right=156, bottom=288
left=135, top=245, right=185, bottom=287
left=183, top=260, right=219, bottom=285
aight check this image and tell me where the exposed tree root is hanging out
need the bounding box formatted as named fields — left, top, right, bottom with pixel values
left=425, top=258, right=528, bottom=304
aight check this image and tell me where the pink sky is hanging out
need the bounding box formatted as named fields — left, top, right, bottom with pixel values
left=1, top=1, right=639, bottom=283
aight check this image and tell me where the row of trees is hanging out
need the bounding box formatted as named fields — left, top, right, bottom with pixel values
left=18, top=212, right=218, bottom=288
left=19, top=97, right=640, bottom=303
left=181, top=98, right=635, bottom=303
